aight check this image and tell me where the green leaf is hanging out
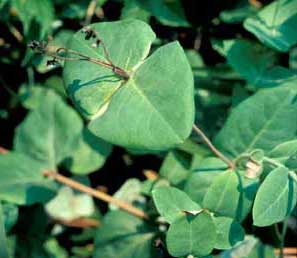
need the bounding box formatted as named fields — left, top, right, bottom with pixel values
left=0, top=203, right=9, bottom=258
left=184, top=157, right=227, bottom=203
left=268, top=140, right=297, bottom=168
left=64, top=128, right=112, bottom=175
left=212, top=39, right=297, bottom=88
left=45, top=186, right=95, bottom=221
left=44, top=238, right=68, bottom=258
left=253, top=166, right=297, bottom=226
left=0, top=152, right=56, bottom=205
left=152, top=186, right=201, bottom=224
left=219, top=235, right=276, bottom=258
left=34, top=30, right=74, bottom=73
left=213, top=216, right=245, bottom=250
left=63, top=20, right=194, bottom=150
left=141, top=178, right=170, bottom=196
left=159, top=151, right=191, bottom=186
left=166, top=212, right=216, bottom=257
left=203, top=170, right=258, bottom=221
left=109, top=178, right=142, bottom=210
left=220, top=4, right=258, bottom=24
left=145, top=0, right=190, bottom=27
left=121, top=0, right=151, bottom=22
left=93, top=210, right=158, bottom=258
left=12, top=0, right=54, bottom=38
left=14, top=91, right=83, bottom=170
left=244, top=0, right=297, bottom=52
left=2, top=202, right=18, bottom=232
left=215, top=87, right=297, bottom=158
left=121, top=0, right=189, bottom=27
left=18, top=84, right=52, bottom=110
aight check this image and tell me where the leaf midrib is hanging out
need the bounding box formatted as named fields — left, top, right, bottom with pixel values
left=244, top=91, right=291, bottom=153
left=129, top=78, right=183, bottom=142
left=255, top=173, right=289, bottom=222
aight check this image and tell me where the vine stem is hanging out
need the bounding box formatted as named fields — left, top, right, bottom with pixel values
left=43, top=171, right=149, bottom=220
left=0, top=147, right=8, bottom=154
left=279, top=219, right=288, bottom=258
left=192, top=124, right=235, bottom=169
left=0, top=147, right=148, bottom=220
left=84, top=0, right=97, bottom=25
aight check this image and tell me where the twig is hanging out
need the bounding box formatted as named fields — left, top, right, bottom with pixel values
left=8, top=24, right=23, bottom=42
left=143, top=170, right=159, bottom=180
left=248, top=0, right=262, bottom=8
left=275, top=247, right=297, bottom=256
left=0, top=147, right=9, bottom=154
left=279, top=219, right=288, bottom=258
left=57, top=217, right=100, bottom=228
left=43, top=171, right=149, bottom=220
left=0, top=147, right=148, bottom=220
left=192, top=124, right=235, bottom=169
left=28, top=41, right=129, bottom=79
left=84, top=0, right=97, bottom=25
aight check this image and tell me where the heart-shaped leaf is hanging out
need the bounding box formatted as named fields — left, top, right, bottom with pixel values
left=152, top=186, right=201, bottom=224
left=63, top=19, right=195, bottom=150
left=93, top=210, right=158, bottom=258
left=14, top=91, right=83, bottom=170
left=166, top=212, right=216, bottom=257
left=0, top=152, right=56, bottom=205
left=215, top=87, right=297, bottom=158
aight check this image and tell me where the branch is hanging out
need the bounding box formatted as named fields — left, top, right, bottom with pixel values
left=27, top=41, right=130, bottom=79
left=0, top=147, right=148, bottom=220
left=57, top=217, right=100, bottom=228
left=0, top=147, right=8, bottom=154
left=84, top=0, right=97, bottom=25
left=43, top=171, right=149, bottom=220
left=192, top=124, right=235, bottom=169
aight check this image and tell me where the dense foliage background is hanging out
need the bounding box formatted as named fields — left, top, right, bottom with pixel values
left=0, top=0, right=296, bottom=257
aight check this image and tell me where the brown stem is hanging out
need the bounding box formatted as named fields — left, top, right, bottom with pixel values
left=143, top=169, right=159, bottom=180
left=84, top=0, right=97, bottom=25
left=57, top=217, right=100, bottom=228
left=8, top=24, right=23, bottom=42
left=43, top=171, right=149, bottom=220
left=0, top=147, right=9, bottom=154
left=49, top=48, right=130, bottom=79
left=192, top=124, right=235, bottom=169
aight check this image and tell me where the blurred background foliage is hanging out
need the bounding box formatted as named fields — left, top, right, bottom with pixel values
left=0, top=0, right=296, bottom=257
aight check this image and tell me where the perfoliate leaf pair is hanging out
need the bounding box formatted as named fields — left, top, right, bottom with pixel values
left=152, top=186, right=245, bottom=257
left=63, top=19, right=195, bottom=151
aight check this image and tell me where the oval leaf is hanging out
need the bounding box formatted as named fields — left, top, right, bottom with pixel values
left=215, top=87, right=297, bottom=158
left=203, top=170, right=258, bottom=221
left=214, top=216, right=245, bottom=250
left=253, top=167, right=297, bottom=226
